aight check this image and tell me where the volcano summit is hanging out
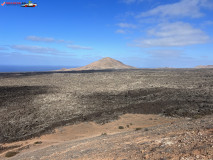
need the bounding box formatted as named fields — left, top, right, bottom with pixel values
left=59, top=57, right=136, bottom=71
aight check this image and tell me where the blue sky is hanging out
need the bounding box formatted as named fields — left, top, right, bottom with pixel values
left=0, top=0, right=213, bottom=68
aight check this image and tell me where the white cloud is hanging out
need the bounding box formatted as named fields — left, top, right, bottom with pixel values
left=134, top=22, right=209, bottom=47
left=11, top=45, right=70, bottom=55
left=26, top=36, right=72, bottom=44
left=26, top=36, right=93, bottom=50
left=117, top=23, right=137, bottom=28
left=26, top=36, right=55, bottom=42
left=200, top=0, right=213, bottom=8
left=115, top=29, right=126, bottom=34
left=137, top=0, right=213, bottom=18
left=147, top=49, right=183, bottom=58
left=0, top=47, right=8, bottom=50
left=121, top=0, right=143, bottom=4
left=0, top=52, right=20, bottom=57
left=202, top=20, right=213, bottom=26
left=67, top=45, right=93, bottom=50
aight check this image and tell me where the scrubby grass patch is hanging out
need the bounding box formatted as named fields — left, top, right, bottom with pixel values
left=5, top=151, right=18, bottom=158
left=34, top=141, right=42, bottom=144
left=144, top=128, right=149, bottom=131
left=101, top=133, right=107, bottom=136
left=118, top=126, right=124, bottom=129
left=135, top=128, right=142, bottom=131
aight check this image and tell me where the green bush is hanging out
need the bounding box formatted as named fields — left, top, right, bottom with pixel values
left=118, top=126, right=124, bottom=129
left=135, top=128, right=142, bottom=131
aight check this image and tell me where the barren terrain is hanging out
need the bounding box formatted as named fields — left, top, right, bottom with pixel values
left=2, top=115, right=212, bottom=160
left=0, top=69, right=213, bottom=159
left=195, top=65, right=213, bottom=68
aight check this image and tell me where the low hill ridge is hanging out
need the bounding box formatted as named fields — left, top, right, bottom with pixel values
left=195, top=65, right=213, bottom=68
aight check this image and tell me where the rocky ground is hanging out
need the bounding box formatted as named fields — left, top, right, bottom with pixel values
left=1, top=115, right=212, bottom=160
left=0, top=69, right=213, bottom=159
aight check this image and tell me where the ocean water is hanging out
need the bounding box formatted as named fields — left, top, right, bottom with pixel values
left=0, top=65, right=77, bottom=72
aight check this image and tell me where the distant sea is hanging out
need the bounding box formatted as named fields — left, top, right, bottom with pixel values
left=0, top=65, right=77, bottom=73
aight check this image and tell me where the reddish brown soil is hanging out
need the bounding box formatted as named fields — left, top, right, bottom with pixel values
left=1, top=114, right=212, bottom=160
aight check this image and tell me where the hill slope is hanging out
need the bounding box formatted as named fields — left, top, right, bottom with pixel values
left=60, top=57, right=136, bottom=71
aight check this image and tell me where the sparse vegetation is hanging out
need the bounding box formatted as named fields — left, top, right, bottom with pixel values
left=5, top=151, right=18, bottom=158
left=119, top=126, right=124, bottom=129
left=134, top=127, right=151, bottom=131
left=34, top=141, right=42, bottom=144
left=101, top=133, right=107, bottom=136
left=144, top=128, right=149, bottom=131
left=0, top=69, right=213, bottom=143
left=135, top=128, right=142, bottom=131
left=0, top=145, right=21, bottom=154
left=126, top=125, right=129, bottom=128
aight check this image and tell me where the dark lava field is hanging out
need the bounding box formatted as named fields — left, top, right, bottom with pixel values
left=0, top=69, right=213, bottom=143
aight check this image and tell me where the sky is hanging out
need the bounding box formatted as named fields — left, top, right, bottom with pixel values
left=0, top=0, right=213, bottom=68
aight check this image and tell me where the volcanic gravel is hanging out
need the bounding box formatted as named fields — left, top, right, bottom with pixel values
left=0, top=69, right=213, bottom=143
